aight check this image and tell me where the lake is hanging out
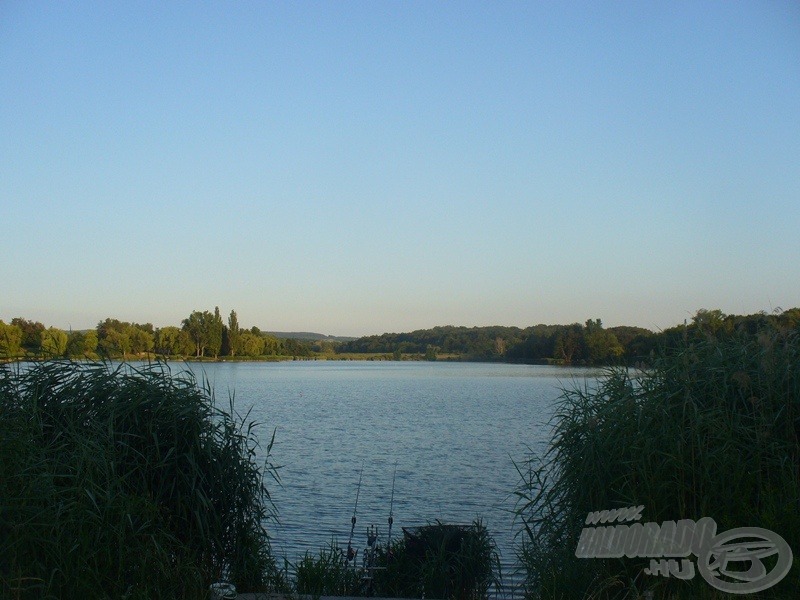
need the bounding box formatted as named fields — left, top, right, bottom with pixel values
left=183, top=360, right=601, bottom=586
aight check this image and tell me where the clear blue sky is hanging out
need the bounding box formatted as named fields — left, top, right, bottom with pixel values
left=2, top=1, right=798, bottom=336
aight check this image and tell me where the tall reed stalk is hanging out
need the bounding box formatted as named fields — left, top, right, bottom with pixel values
left=0, top=360, right=282, bottom=599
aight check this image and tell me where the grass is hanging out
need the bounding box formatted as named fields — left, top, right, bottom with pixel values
left=514, top=323, right=800, bottom=599
left=0, top=360, right=284, bottom=599
left=294, top=540, right=363, bottom=596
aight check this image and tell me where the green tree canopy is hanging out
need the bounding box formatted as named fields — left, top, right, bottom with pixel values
left=83, top=330, right=98, bottom=356
left=181, top=309, right=226, bottom=358
left=239, top=331, right=265, bottom=357
left=96, top=318, right=151, bottom=358
left=0, top=321, right=23, bottom=358
left=40, top=327, right=68, bottom=357
left=553, top=324, right=584, bottom=364
left=155, top=326, right=193, bottom=357
left=583, top=319, right=623, bottom=364
left=66, top=331, right=86, bottom=358
left=11, top=317, right=44, bottom=353
left=182, top=310, right=213, bottom=358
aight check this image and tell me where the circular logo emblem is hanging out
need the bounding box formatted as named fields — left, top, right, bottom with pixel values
left=697, top=527, right=793, bottom=594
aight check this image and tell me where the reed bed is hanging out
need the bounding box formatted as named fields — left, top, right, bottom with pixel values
left=0, top=360, right=282, bottom=599
left=514, top=325, right=800, bottom=599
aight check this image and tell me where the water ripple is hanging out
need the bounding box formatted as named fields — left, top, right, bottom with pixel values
left=185, top=361, right=597, bottom=583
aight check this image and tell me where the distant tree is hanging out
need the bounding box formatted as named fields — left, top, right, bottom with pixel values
left=606, top=326, right=652, bottom=349
left=41, top=327, right=68, bottom=357
left=506, top=324, right=559, bottom=363
left=97, top=318, right=147, bottom=358
left=0, top=321, right=23, bottom=357
left=105, top=328, right=131, bottom=359
left=208, top=307, right=224, bottom=359
left=155, top=326, right=193, bottom=357
left=96, top=318, right=124, bottom=338
left=227, top=310, right=241, bottom=357
left=282, top=338, right=311, bottom=357
left=96, top=318, right=125, bottom=357
left=553, top=324, right=584, bottom=364
left=608, top=326, right=656, bottom=363
left=183, top=310, right=214, bottom=357
left=584, top=319, right=623, bottom=364
left=83, top=330, right=99, bottom=356
left=240, top=331, right=264, bottom=357
left=262, top=335, right=280, bottom=355
left=66, top=331, right=86, bottom=358
left=314, top=340, right=335, bottom=354
left=11, top=317, right=44, bottom=353
left=128, top=326, right=154, bottom=355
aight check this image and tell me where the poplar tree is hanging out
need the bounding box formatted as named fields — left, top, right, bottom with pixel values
left=208, top=307, right=224, bottom=359
left=228, top=310, right=241, bottom=357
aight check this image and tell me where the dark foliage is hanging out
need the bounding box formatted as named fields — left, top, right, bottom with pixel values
left=514, top=319, right=800, bottom=599
left=0, top=361, right=283, bottom=599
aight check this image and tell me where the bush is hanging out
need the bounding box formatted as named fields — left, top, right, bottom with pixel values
left=0, top=360, right=282, bottom=599
left=376, top=521, right=500, bottom=600
left=515, top=325, right=800, bottom=599
left=292, top=520, right=500, bottom=599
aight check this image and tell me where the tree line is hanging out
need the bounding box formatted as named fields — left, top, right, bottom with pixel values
left=2, top=307, right=798, bottom=365
left=338, top=321, right=646, bottom=364
left=0, top=308, right=313, bottom=360
left=338, top=308, right=800, bottom=365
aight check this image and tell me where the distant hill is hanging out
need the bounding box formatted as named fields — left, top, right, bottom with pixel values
left=265, top=331, right=357, bottom=342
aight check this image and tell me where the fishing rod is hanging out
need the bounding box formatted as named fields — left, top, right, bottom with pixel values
left=386, top=461, right=397, bottom=557
left=346, top=464, right=364, bottom=563
left=362, top=463, right=397, bottom=588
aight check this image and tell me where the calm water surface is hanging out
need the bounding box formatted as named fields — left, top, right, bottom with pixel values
left=185, top=361, right=600, bottom=580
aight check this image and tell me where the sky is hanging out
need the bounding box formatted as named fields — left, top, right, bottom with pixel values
left=1, top=1, right=799, bottom=337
